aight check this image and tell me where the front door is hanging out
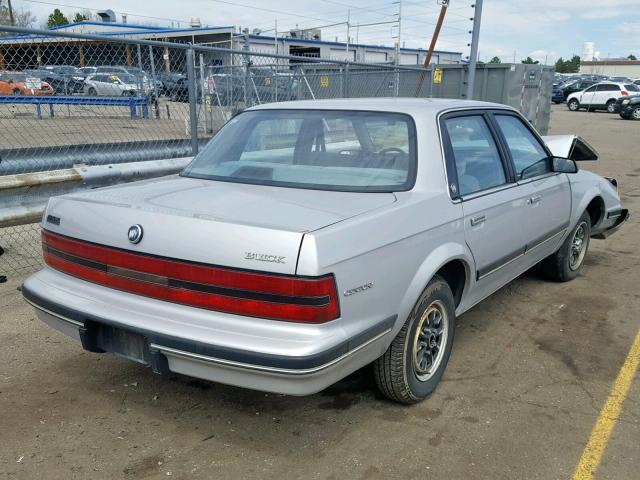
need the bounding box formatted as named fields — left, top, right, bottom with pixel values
left=493, top=113, right=572, bottom=263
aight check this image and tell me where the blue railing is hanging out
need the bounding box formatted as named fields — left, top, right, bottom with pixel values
left=0, top=95, right=150, bottom=119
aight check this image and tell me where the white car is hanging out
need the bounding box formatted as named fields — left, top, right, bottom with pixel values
left=567, top=81, right=640, bottom=113
left=83, top=73, right=143, bottom=97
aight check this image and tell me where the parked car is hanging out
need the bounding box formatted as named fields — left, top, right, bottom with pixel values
left=567, top=82, right=640, bottom=112
left=613, top=94, right=640, bottom=120
left=607, top=76, right=634, bottom=83
left=0, top=72, right=55, bottom=95
left=83, top=73, right=145, bottom=97
left=25, top=65, right=84, bottom=95
left=559, top=79, right=597, bottom=101
left=22, top=98, right=628, bottom=404
left=551, top=85, right=565, bottom=104
left=157, top=72, right=186, bottom=97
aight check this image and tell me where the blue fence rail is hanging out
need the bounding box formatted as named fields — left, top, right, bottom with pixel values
left=0, top=95, right=151, bottom=119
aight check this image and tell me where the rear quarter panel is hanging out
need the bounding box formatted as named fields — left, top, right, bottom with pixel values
left=297, top=111, right=473, bottom=348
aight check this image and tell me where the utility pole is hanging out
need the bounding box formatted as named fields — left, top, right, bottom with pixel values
left=7, top=0, right=16, bottom=26
left=394, top=0, right=403, bottom=66
left=346, top=9, right=350, bottom=60
left=466, top=0, right=483, bottom=100
left=415, top=0, right=448, bottom=96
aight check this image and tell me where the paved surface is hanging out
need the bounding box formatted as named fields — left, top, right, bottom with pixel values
left=1, top=106, right=638, bottom=479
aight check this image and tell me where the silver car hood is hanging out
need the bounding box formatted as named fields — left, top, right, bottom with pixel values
left=43, top=175, right=395, bottom=274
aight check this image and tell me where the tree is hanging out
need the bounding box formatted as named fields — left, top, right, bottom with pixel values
left=521, top=56, right=539, bottom=64
left=0, top=0, right=36, bottom=27
left=72, top=11, right=92, bottom=23
left=488, top=56, right=501, bottom=64
left=47, top=8, right=69, bottom=27
left=555, top=55, right=581, bottom=73
left=628, top=54, right=637, bottom=61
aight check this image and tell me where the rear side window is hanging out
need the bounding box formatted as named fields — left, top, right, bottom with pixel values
left=625, top=84, right=640, bottom=92
left=443, top=115, right=506, bottom=196
left=495, top=115, right=549, bottom=180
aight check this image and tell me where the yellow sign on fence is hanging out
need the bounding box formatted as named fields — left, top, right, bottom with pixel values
left=320, top=75, right=329, bottom=88
left=434, top=67, right=443, bottom=85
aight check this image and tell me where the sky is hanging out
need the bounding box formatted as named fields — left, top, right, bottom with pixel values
left=10, top=0, right=640, bottom=63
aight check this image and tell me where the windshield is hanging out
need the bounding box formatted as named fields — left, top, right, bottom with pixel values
left=116, top=74, right=137, bottom=84
left=183, top=109, right=417, bottom=192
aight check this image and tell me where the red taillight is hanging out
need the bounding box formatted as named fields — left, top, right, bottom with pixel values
left=621, top=91, right=629, bottom=96
left=42, top=230, right=340, bottom=323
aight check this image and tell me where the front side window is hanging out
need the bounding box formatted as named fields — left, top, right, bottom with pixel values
left=443, top=115, right=506, bottom=196
left=495, top=115, right=549, bottom=180
left=183, top=110, right=416, bottom=192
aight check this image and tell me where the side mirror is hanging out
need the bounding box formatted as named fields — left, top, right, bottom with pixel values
left=553, top=157, right=578, bottom=174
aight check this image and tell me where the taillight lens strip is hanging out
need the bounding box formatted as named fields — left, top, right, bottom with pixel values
left=42, top=231, right=339, bottom=323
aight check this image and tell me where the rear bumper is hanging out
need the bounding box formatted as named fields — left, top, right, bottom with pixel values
left=593, top=209, right=629, bottom=239
left=22, top=271, right=394, bottom=395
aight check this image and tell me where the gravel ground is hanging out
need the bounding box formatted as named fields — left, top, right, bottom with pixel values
left=0, top=105, right=639, bottom=479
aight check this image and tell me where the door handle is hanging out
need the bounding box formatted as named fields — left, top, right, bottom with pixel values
left=470, top=215, right=486, bottom=226
left=528, top=195, right=542, bottom=205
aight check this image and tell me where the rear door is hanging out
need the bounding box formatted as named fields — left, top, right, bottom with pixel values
left=441, top=112, right=529, bottom=292
left=492, top=113, right=571, bottom=262
left=594, top=84, right=618, bottom=107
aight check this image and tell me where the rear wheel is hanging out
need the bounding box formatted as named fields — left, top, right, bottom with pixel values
left=568, top=98, right=580, bottom=111
left=542, top=211, right=591, bottom=282
left=373, top=275, right=456, bottom=404
left=12, top=88, right=22, bottom=95
left=631, top=107, right=640, bottom=121
left=606, top=100, right=617, bottom=113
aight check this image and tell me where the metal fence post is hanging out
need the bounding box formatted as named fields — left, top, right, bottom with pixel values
left=344, top=63, right=350, bottom=98
left=186, top=47, right=199, bottom=155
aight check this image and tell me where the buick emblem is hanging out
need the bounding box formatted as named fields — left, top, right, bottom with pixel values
left=127, top=224, right=144, bottom=244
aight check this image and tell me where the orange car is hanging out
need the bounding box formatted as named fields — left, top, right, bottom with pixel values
left=0, top=72, right=55, bottom=96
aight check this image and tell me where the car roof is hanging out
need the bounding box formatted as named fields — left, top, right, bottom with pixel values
left=248, top=97, right=514, bottom=115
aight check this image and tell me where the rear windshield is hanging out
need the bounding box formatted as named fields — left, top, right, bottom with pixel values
left=183, top=109, right=417, bottom=192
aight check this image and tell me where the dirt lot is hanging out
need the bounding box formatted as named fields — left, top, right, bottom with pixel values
left=1, top=106, right=639, bottom=479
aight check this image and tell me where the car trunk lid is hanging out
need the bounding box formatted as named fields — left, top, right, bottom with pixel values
left=44, top=175, right=395, bottom=275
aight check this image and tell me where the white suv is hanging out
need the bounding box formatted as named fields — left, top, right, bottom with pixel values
left=567, top=82, right=640, bottom=113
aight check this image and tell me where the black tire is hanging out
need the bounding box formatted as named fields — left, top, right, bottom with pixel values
left=567, top=98, right=580, bottom=111
left=12, top=88, right=22, bottom=95
left=606, top=100, right=617, bottom=113
left=87, top=87, right=97, bottom=96
left=373, top=275, right=456, bottom=404
left=630, top=107, right=640, bottom=121
left=542, top=211, right=591, bottom=282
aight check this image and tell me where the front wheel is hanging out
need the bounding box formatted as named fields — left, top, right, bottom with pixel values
left=606, top=100, right=617, bottom=113
left=373, top=275, right=456, bottom=404
left=542, top=211, right=591, bottom=282
left=567, top=98, right=580, bottom=111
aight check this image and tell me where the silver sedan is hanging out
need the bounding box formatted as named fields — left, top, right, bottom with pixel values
left=22, top=98, right=628, bottom=404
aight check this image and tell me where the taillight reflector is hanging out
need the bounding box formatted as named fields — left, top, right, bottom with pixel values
left=42, top=230, right=340, bottom=323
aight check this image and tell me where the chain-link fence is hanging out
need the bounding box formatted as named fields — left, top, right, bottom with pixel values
left=0, top=25, right=553, bottom=281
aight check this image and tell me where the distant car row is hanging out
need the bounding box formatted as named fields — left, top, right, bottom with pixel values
left=552, top=75, right=640, bottom=104
left=0, top=65, right=182, bottom=99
